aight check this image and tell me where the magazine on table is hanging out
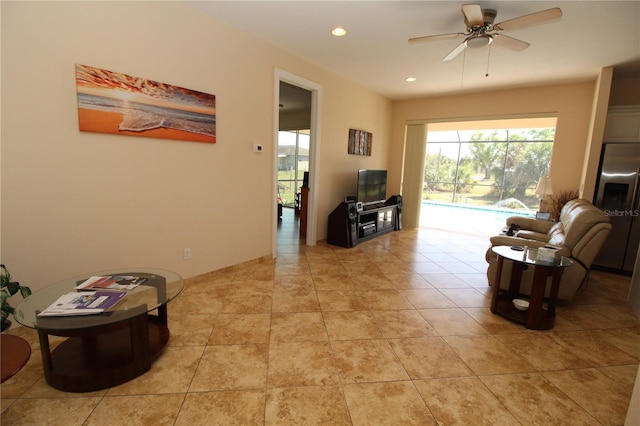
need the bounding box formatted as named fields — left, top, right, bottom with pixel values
left=37, top=290, right=127, bottom=317
left=75, top=275, right=147, bottom=291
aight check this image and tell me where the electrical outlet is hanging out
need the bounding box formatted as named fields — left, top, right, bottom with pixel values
left=183, top=248, right=191, bottom=260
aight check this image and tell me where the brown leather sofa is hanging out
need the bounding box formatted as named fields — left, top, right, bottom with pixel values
left=485, top=198, right=611, bottom=300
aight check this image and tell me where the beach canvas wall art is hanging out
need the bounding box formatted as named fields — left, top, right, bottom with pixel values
left=76, top=64, right=216, bottom=143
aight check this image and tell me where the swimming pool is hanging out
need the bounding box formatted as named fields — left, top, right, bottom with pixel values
left=420, top=201, right=535, bottom=237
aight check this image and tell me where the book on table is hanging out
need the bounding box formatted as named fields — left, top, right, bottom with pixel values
left=75, top=275, right=147, bottom=291
left=37, top=290, right=127, bottom=317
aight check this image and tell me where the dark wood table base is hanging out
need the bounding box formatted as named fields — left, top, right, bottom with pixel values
left=490, top=255, right=564, bottom=330
left=37, top=305, right=169, bottom=392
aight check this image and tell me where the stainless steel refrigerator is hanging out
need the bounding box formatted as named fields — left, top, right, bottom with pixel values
left=593, top=143, right=640, bottom=274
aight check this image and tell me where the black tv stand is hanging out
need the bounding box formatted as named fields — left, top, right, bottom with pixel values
left=327, top=195, right=402, bottom=248
left=362, top=202, right=387, bottom=210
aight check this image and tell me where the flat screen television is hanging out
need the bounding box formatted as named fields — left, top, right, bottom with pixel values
left=357, top=169, right=387, bottom=205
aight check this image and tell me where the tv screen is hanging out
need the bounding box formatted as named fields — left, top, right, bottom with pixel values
left=357, top=169, right=387, bottom=205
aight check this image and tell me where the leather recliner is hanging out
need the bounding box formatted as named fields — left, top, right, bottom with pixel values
left=485, top=198, right=611, bottom=300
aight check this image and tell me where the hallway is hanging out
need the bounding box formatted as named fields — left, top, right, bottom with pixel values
left=277, top=207, right=303, bottom=253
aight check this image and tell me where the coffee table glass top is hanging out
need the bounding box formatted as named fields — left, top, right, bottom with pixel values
left=492, top=245, right=574, bottom=268
left=14, top=268, right=183, bottom=330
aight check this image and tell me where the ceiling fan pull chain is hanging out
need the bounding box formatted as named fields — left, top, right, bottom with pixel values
left=460, top=48, right=467, bottom=88
left=486, top=43, right=492, bottom=77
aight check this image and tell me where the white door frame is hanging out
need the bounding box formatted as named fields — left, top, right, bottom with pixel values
left=273, top=68, right=322, bottom=255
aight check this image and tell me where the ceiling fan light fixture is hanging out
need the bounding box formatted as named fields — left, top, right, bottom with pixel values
left=331, top=27, right=347, bottom=37
left=465, top=34, right=492, bottom=49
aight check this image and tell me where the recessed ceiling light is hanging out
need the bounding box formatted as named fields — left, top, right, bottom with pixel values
left=405, top=77, right=417, bottom=82
left=331, top=27, right=347, bottom=37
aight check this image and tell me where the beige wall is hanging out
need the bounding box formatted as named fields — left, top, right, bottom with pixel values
left=581, top=68, right=613, bottom=200
left=389, top=81, right=598, bottom=207
left=1, top=1, right=392, bottom=290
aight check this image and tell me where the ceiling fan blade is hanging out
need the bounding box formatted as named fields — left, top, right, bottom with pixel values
left=408, top=33, right=465, bottom=44
left=442, top=41, right=467, bottom=62
left=462, top=4, right=484, bottom=26
left=494, top=7, right=562, bottom=31
left=491, top=34, right=530, bottom=51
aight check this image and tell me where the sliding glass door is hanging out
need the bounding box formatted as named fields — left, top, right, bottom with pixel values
left=425, top=127, right=555, bottom=211
left=277, top=129, right=309, bottom=207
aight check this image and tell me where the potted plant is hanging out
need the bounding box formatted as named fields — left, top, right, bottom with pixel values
left=550, top=190, right=579, bottom=222
left=1, top=264, right=31, bottom=332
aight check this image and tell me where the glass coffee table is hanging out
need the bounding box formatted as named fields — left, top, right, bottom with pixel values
left=14, top=268, right=183, bottom=392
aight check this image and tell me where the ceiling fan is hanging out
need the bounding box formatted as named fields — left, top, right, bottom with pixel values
left=409, top=4, right=562, bottom=62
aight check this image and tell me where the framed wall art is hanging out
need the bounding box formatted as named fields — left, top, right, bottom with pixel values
left=76, top=64, right=216, bottom=143
left=348, top=128, right=372, bottom=156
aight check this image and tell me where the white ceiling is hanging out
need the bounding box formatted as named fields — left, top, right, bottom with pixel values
left=190, top=1, right=640, bottom=100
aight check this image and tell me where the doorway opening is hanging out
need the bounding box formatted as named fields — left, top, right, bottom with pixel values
left=273, top=70, right=322, bottom=255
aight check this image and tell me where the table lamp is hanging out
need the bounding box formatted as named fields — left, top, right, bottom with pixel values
left=535, top=176, right=553, bottom=213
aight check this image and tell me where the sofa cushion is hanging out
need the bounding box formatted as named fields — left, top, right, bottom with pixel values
left=515, top=230, right=548, bottom=242
left=560, top=203, right=610, bottom=252
left=506, top=216, right=554, bottom=234
left=547, top=222, right=565, bottom=246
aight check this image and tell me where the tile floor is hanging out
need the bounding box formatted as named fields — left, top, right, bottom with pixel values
left=2, top=207, right=639, bottom=425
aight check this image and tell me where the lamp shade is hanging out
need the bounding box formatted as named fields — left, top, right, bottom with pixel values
left=535, top=177, right=553, bottom=196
